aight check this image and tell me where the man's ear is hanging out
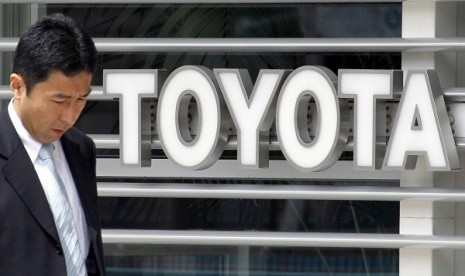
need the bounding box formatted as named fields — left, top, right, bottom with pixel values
left=10, top=73, right=25, bottom=99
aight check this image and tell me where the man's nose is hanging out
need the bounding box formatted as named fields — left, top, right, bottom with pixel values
left=61, top=103, right=81, bottom=125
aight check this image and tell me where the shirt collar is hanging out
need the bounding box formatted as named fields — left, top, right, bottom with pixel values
left=7, top=98, right=59, bottom=163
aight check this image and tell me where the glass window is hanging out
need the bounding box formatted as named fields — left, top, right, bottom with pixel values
left=3, top=3, right=402, bottom=275
left=104, top=244, right=398, bottom=276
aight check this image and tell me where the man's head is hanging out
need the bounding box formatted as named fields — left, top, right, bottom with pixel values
left=10, top=13, right=97, bottom=144
left=12, top=13, right=97, bottom=92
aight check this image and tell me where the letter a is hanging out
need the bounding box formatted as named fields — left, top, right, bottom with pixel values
left=383, top=70, right=459, bottom=170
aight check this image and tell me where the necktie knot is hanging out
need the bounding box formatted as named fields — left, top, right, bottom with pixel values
left=39, top=144, right=55, bottom=161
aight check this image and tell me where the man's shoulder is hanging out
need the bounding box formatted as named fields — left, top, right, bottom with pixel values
left=62, top=127, right=95, bottom=154
left=0, top=110, right=22, bottom=158
left=66, top=126, right=91, bottom=141
left=0, top=109, right=14, bottom=129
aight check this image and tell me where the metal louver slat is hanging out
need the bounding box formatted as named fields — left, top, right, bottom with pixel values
left=3, top=37, right=465, bottom=52
left=102, top=229, right=465, bottom=249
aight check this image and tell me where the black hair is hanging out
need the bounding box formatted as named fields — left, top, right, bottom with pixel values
left=12, top=13, right=97, bottom=93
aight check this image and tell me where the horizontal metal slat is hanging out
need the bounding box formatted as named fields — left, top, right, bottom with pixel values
left=2, top=37, right=465, bottom=52
left=97, top=159, right=399, bottom=180
left=98, top=182, right=465, bottom=202
left=0, top=0, right=446, bottom=4
left=102, top=229, right=465, bottom=249
left=93, top=37, right=465, bottom=53
left=0, top=85, right=108, bottom=99
left=89, top=134, right=465, bottom=151
left=1, top=85, right=465, bottom=101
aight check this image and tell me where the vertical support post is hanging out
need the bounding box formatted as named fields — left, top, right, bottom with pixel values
left=402, top=2, right=457, bottom=87
left=399, top=162, right=455, bottom=276
left=453, top=16, right=465, bottom=274
left=454, top=151, right=465, bottom=274
left=401, top=2, right=457, bottom=276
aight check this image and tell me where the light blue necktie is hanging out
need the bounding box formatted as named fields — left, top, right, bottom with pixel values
left=38, top=144, right=87, bottom=276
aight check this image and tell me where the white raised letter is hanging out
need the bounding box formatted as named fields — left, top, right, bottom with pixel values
left=277, top=66, right=349, bottom=171
left=339, top=70, right=401, bottom=169
left=104, top=70, right=161, bottom=167
left=157, top=66, right=229, bottom=169
left=215, top=69, right=286, bottom=168
left=383, top=70, right=459, bottom=170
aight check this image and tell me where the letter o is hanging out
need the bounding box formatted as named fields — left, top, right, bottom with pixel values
left=157, top=66, right=228, bottom=169
left=277, top=66, right=346, bottom=171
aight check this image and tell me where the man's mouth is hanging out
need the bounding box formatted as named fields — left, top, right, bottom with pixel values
left=52, top=128, right=65, bottom=136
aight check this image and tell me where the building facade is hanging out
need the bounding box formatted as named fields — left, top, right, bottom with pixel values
left=1, top=1, right=465, bottom=275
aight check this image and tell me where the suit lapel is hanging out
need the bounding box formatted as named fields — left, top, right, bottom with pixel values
left=61, top=132, right=106, bottom=274
left=0, top=112, right=60, bottom=243
left=61, top=132, right=98, bottom=243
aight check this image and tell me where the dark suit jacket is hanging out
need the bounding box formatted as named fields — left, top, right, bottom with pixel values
left=0, top=111, right=105, bottom=275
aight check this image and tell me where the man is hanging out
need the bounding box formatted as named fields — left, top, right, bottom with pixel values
left=0, top=13, right=105, bottom=275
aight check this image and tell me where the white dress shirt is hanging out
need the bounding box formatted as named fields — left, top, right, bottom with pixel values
left=8, top=99, right=90, bottom=257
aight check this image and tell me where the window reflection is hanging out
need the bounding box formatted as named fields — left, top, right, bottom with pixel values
left=99, top=197, right=399, bottom=233
left=40, top=3, right=402, bottom=276
left=104, top=245, right=398, bottom=276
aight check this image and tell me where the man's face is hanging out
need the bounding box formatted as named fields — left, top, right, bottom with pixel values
left=10, top=70, right=92, bottom=144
